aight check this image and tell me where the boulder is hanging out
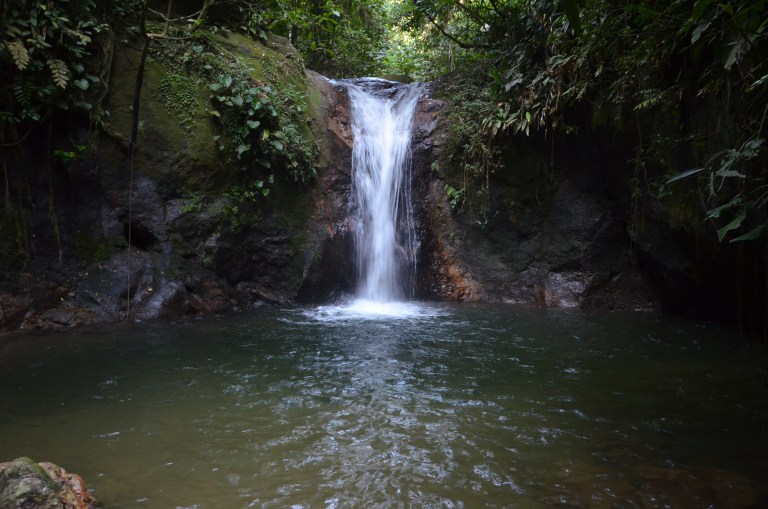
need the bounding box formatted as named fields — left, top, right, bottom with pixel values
left=0, top=457, right=100, bottom=509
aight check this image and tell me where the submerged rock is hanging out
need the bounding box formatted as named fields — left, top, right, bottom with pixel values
left=0, top=457, right=100, bottom=509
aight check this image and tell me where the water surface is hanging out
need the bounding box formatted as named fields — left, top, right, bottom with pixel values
left=1, top=303, right=766, bottom=508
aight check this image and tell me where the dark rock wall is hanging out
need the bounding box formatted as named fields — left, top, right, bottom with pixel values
left=411, top=89, right=658, bottom=311
left=0, top=34, right=341, bottom=332
left=2, top=34, right=761, bottom=335
left=295, top=74, right=356, bottom=302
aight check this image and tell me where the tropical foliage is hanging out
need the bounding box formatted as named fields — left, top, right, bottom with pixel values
left=3, top=0, right=767, bottom=242
left=257, top=0, right=390, bottom=77
left=0, top=0, right=111, bottom=136
left=393, top=0, right=768, bottom=243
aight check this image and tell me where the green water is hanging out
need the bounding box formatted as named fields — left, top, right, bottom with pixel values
left=1, top=303, right=766, bottom=508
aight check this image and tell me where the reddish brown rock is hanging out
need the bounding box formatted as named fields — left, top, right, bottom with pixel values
left=0, top=457, right=100, bottom=509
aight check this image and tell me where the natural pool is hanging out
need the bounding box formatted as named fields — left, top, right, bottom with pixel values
left=1, top=303, right=766, bottom=508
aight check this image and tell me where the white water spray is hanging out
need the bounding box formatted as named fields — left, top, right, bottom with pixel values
left=346, top=79, right=424, bottom=303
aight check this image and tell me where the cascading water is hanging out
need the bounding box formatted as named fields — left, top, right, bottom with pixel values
left=311, top=78, right=433, bottom=320
left=346, top=79, right=424, bottom=303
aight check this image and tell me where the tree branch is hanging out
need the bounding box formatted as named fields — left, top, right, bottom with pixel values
left=425, top=11, right=490, bottom=49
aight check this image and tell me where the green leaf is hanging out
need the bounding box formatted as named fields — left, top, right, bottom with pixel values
left=53, top=150, right=75, bottom=160
left=73, top=79, right=89, bottom=90
left=47, top=59, right=70, bottom=88
left=706, top=196, right=741, bottom=219
left=692, top=0, right=715, bottom=20
left=691, top=20, right=711, bottom=44
left=246, top=120, right=260, bottom=129
left=666, top=167, right=704, bottom=183
left=716, top=210, right=746, bottom=242
left=715, top=169, right=745, bottom=179
left=723, top=42, right=739, bottom=70
left=6, top=40, right=30, bottom=70
left=562, top=0, right=581, bottom=36
left=730, top=224, right=765, bottom=242
left=232, top=96, right=243, bottom=106
left=741, top=138, right=764, bottom=158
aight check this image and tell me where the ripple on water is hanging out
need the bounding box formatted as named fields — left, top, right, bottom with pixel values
left=0, top=305, right=766, bottom=508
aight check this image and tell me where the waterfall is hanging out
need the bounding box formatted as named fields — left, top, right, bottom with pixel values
left=345, top=79, right=424, bottom=303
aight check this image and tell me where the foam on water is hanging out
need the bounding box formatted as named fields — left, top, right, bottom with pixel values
left=307, top=299, right=442, bottom=321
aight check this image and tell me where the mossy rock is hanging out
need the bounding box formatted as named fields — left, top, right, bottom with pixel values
left=0, top=457, right=101, bottom=509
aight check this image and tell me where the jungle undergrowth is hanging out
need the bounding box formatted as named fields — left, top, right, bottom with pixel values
left=147, top=28, right=317, bottom=227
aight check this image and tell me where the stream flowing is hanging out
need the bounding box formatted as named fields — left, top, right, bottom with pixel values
left=1, top=304, right=766, bottom=508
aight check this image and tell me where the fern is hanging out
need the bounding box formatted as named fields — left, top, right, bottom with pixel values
left=65, top=28, right=92, bottom=45
left=633, top=88, right=665, bottom=111
left=47, top=59, right=70, bottom=89
left=12, top=83, right=32, bottom=107
left=5, top=40, right=30, bottom=70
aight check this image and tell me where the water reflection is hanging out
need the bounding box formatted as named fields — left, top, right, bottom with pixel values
left=0, top=304, right=766, bottom=508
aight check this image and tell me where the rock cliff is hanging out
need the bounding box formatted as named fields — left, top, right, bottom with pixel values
left=5, top=30, right=755, bottom=334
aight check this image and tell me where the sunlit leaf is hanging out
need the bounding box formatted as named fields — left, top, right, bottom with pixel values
left=666, top=167, right=704, bottom=184
left=6, top=40, right=30, bottom=70
left=47, top=59, right=70, bottom=88
left=691, top=20, right=711, bottom=44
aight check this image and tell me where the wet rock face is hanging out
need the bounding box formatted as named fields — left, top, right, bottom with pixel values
left=0, top=457, right=100, bottom=509
left=0, top=37, right=334, bottom=332
left=411, top=90, right=657, bottom=311
left=293, top=73, right=356, bottom=302
left=293, top=77, right=656, bottom=311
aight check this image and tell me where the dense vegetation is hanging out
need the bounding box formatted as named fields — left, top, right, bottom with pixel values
left=2, top=0, right=767, bottom=332
left=384, top=0, right=768, bottom=244
left=5, top=0, right=764, bottom=235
